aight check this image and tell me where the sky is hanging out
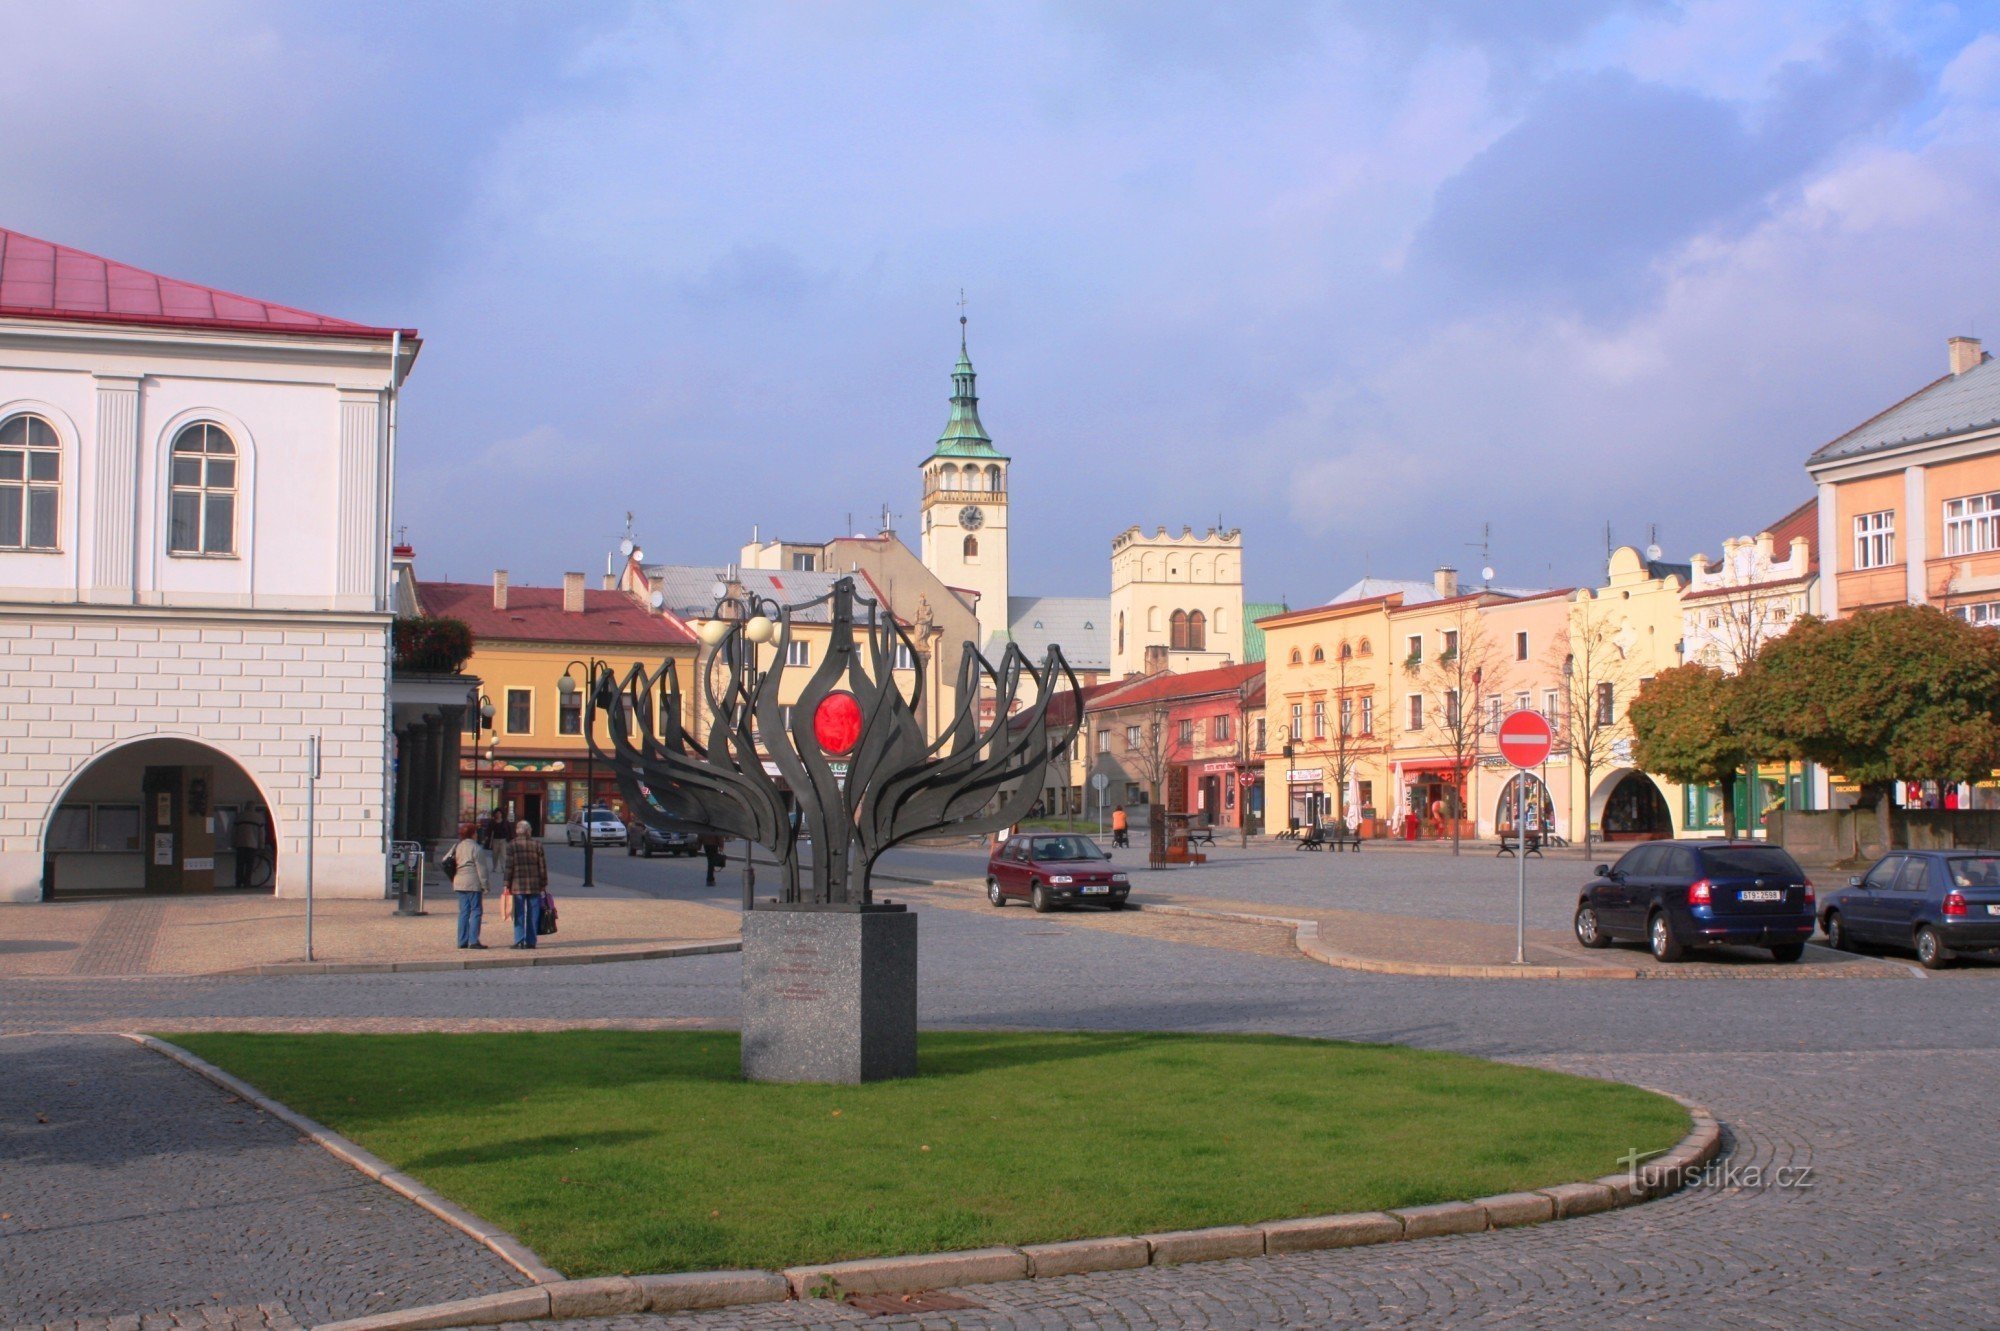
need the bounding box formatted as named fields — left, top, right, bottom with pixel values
left=6, top=1, right=2000, bottom=607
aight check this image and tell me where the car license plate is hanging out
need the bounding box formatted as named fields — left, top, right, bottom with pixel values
left=1988, top=905, right=2000, bottom=916
left=1739, top=889, right=1783, bottom=902
left=1081, top=885, right=1109, bottom=895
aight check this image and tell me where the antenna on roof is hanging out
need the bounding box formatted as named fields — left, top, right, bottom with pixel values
left=1646, top=523, right=1662, bottom=562
left=1466, top=522, right=1492, bottom=588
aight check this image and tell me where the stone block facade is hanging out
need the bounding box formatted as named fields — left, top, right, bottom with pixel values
left=0, top=611, right=390, bottom=903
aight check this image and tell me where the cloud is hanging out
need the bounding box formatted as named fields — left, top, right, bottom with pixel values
left=1406, top=28, right=1921, bottom=320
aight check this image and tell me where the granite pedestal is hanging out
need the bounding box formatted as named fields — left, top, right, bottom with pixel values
left=740, top=904, right=917, bottom=1083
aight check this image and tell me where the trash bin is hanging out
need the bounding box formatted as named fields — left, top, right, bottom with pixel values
left=391, top=840, right=427, bottom=915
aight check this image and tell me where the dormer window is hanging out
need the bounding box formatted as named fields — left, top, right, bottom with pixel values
left=168, top=422, right=237, bottom=556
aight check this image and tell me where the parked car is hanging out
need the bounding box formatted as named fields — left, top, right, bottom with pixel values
left=1818, top=850, right=2000, bottom=969
left=986, top=832, right=1130, bottom=912
left=1574, top=840, right=1815, bottom=963
left=627, top=822, right=700, bottom=857
left=566, top=806, right=627, bottom=847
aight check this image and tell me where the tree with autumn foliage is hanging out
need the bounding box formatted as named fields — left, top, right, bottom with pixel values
left=1630, top=664, right=1750, bottom=837
left=1736, top=605, right=2000, bottom=849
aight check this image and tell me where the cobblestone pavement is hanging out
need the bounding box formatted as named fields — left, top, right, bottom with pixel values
left=5, top=885, right=2000, bottom=1329
left=0, top=1034, right=527, bottom=1330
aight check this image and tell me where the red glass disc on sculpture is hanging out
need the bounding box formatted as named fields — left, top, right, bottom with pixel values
left=813, top=690, right=863, bottom=755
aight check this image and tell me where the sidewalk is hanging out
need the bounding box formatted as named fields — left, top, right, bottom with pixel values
left=0, top=892, right=740, bottom=978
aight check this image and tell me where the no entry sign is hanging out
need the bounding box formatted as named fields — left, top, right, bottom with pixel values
left=1497, top=710, right=1554, bottom=768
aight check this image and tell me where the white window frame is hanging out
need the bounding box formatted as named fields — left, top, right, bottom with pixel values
left=785, top=639, right=810, bottom=668
left=167, top=421, right=239, bottom=557
left=1409, top=695, right=1424, bottom=730
left=1955, top=601, right=2000, bottom=627
left=1359, top=694, right=1373, bottom=736
left=1853, top=509, right=1895, bottom=570
left=0, top=412, right=61, bottom=551
left=1943, top=492, right=2000, bottom=557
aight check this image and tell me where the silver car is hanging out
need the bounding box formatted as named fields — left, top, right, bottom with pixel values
left=566, top=807, right=627, bottom=846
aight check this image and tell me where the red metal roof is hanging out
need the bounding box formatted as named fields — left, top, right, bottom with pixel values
left=0, top=225, right=414, bottom=341
left=1087, top=662, right=1264, bottom=712
left=417, top=580, right=696, bottom=648
left=1765, top=496, right=1818, bottom=571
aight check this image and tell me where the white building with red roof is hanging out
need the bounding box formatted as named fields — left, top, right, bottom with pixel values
left=0, top=226, right=419, bottom=903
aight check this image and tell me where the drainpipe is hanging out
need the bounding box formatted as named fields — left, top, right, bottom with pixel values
left=381, top=330, right=402, bottom=885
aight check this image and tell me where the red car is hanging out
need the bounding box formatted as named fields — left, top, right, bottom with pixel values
left=986, top=833, right=1130, bottom=912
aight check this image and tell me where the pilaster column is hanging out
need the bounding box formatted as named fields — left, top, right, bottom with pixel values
left=436, top=707, right=466, bottom=841
left=1905, top=465, right=1928, bottom=604
left=335, top=388, right=385, bottom=610
left=1816, top=481, right=1840, bottom=618
left=88, top=374, right=142, bottom=603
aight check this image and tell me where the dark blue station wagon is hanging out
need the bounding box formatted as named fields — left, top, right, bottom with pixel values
left=1574, top=841, right=1816, bottom=963
left=1818, top=850, right=2000, bottom=969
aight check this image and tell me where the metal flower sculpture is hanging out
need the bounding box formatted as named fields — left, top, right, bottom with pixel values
left=588, top=577, right=1081, bottom=906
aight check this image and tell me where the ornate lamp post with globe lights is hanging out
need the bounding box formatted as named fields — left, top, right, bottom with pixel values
left=587, top=575, right=1079, bottom=1083
left=557, top=657, right=612, bottom=888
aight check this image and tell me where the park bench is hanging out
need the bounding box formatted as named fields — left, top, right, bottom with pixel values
left=1497, top=831, right=1544, bottom=858
left=1186, top=825, right=1216, bottom=847
left=1324, top=821, right=1362, bottom=852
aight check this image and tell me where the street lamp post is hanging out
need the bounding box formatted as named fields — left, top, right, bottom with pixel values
left=695, top=586, right=782, bottom=911
left=471, top=693, right=496, bottom=823
left=558, top=658, right=612, bottom=888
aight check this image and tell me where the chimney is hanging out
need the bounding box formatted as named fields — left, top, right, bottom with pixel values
left=1144, top=644, right=1170, bottom=675
left=1433, top=566, right=1458, bottom=597
left=563, top=571, right=586, bottom=614
left=492, top=570, right=509, bottom=611
left=1950, top=336, right=1984, bottom=376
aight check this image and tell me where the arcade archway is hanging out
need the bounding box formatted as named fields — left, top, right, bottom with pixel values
left=1595, top=769, right=1673, bottom=841
left=42, top=737, right=276, bottom=898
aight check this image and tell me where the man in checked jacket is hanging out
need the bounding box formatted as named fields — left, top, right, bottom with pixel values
left=504, top=820, right=548, bottom=949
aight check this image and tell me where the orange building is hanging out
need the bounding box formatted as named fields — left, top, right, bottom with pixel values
left=1808, top=336, right=2000, bottom=621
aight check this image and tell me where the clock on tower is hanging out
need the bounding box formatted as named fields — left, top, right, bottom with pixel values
left=959, top=506, right=984, bottom=530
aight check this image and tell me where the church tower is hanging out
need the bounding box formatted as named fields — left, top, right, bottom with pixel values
left=919, top=314, right=1010, bottom=648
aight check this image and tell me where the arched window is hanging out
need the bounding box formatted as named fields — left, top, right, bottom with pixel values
left=1289, top=648, right=1302, bottom=665
left=940, top=463, right=960, bottom=491
left=962, top=534, right=978, bottom=560
left=1358, top=638, right=1372, bottom=656
left=1339, top=642, right=1353, bottom=661
left=985, top=464, right=1002, bottom=492
left=0, top=413, right=61, bottom=550
left=169, top=422, right=237, bottom=555
left=1169, top=609, right=1190, bottom=651
left=1311, top=646, right=1325, bottom=664
left=1187, top=610, right=1206, bottom=651
left=1147, top=606, right=1161, bottom=632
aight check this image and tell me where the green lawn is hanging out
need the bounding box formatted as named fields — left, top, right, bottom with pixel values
left=170, top=1030, right=1684, bottom=1277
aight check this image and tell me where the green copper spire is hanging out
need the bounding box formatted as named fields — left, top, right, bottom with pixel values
left=933, top=307, right=1004, bottom=458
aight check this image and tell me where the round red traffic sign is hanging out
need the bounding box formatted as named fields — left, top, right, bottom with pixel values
left=1497, top=710, right=1553, bottom=768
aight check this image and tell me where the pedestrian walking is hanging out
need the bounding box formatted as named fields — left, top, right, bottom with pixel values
left=1111, top=805, right=1129, bottom=849
left=701, top=833, right=726, bottom=887
left=447, top=821, right=489, bottom=949
left=504, top=819, right=548, bottom=949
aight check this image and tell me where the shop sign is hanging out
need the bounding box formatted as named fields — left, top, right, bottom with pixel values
left=1287, top=768, right=1324, bottom=783
left=1202, top=761, right=1236, bottom=773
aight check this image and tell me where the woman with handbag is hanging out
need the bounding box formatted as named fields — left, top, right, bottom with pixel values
left=447, top=822, right=490, bottom=949
left=503, top=819, right=548, bottom=949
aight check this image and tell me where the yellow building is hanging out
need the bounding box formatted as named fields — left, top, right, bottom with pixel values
left=1256, top=593, right=1398, bottom=832
left=1561, top=546, right=1692, bottom=845
left=412, top=571, right=699, bottom=833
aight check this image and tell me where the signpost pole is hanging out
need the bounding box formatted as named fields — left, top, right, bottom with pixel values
left=1496, top=709, right=1553, bottom=968
left=306, top=732, right=320, bottom=963
left=1515, top=769, right=1527, bottom=965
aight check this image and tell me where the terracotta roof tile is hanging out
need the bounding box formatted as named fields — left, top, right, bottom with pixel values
left=416, top=580, right=695, bottom=648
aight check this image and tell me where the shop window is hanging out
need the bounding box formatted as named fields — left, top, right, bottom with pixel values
left=0, top=412, right=60, bottom=550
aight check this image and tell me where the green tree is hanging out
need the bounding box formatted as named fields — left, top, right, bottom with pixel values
left=1630, top=664, right=1749, bottom=838
left=1739, top=606, right=2000, bottom=850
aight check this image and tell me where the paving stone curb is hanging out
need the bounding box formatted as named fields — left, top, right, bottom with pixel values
left=217, top=939, right=740, bottom=978
left=122, top=1034, right=565, bottom=1288
left=297, top=1090, right=1722, bottom=1330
